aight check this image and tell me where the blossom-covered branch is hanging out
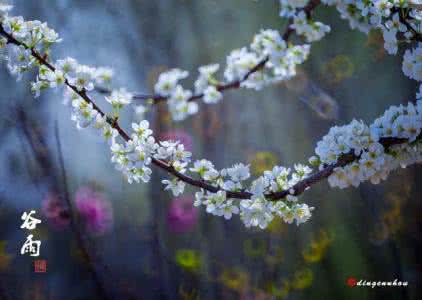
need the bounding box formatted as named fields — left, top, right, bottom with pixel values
left=96, top=0, right=327, bottom=121
left=97, top=0, right=421, bottom=123
left=0, top=2, right=421, bottom=229
left=96, top=0, right=322, bottom=105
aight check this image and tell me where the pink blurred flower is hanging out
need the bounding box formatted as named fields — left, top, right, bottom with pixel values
left=41, top=192, right=70, bottom=230
left=159, top=129, right=193, bottom=151
left=75, top=187, right=113, bottom=235
left=167, top=196, right=198, bottom=233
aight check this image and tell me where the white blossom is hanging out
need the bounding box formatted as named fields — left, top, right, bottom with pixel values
left=154, top=68, right=189, bottom=96
left=240, top=198, right=274, bottom=229
left=68, top=65, right=95, bottom=91
left=221, top=163, right=250, bottom=182
left=203, top=86, right=222, bottom=104
left=105, top=88, right=133, bottom=109
left=402, top=43, right=422, bottom=81
left=194, top=63, right=219, bottom=93
left=162, top=178, right=185, bottom=196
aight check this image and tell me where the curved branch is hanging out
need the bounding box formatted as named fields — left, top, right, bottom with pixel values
left=0, top=5, right=418, bottom=203
left=0, top=25, right=228, bottom=195
left=111, top=1, right=421, bottom=105
left=96, top=0, right=322, bottom=104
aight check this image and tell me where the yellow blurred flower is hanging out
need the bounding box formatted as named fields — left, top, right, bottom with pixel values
left=0, top=241, right=13, bottom=271
left=291, top=268, right=313, bottom=290
left=302, top=230, right=334, bottom=263
left=249, top=152, right=279, bottom=176
left=175, top=249, right=201, bottom=272
left=219, top=268, right=249, bottom=291
left=266, top=279, right=290, bottom=299
left=323, top=55, right=354, bottom=83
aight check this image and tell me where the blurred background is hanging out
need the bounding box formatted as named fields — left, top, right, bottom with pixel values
left=0, top=0, right=421, bottom=299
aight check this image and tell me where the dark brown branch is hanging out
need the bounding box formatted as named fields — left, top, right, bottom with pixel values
left=154, top=133, right=419, bottom=201
left=0, top=7, right=418, bottom=203
left=96, top=0, right=421, bottom=106
left=0, top=26, right=132, bottom=141
left=265, top=136, right=417, bottom=200
left=96, top=0, right=322, bottom=104
left=0, top=24, right=229, bottom=197
left=396, top=8, right=422, bottom=42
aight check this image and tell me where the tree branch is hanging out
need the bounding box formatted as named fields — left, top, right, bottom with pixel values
left=0, top=4, right=418, bottom=203
left=96, top=0, right=322, bottom=104
left=96, top=1, right=420, bottom=104
left=396, top=7, right=422, bottom=42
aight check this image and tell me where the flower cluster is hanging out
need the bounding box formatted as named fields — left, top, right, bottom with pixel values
left=66, top=93, right=117, bottom=150
left=141, top=1, right=325, bottom=121
left=403, top=43, right=422, bottom=81
left=190, top=163, right=249, bottom=222
left=0, top=6, right=115, bottom=101
left=149, top=0, right=420, bottom=121
left=0, top=7, right=61, bottom=79
left=33, top=57, right=114, bottom=99
left=105, top=88, right=132, bottom=110
left=315, top=100, right=422, bottom=189
left=291, top=11, right=331, bottom=42
left=195, top=64, right=222, bottom=104
left=321, top=0, right=420, bottom=55
left=191, top=162, right=314, bottom=228
left=235, top=30, right=310, bottom=89
left=110, top=120, right=157, bottom=184
left=315, top=119, right=376, bottom=166
left=279, top=0, right=310, bottom=17
left=153, top=29, right=311, bottom=120
left=154, top=69, right=198, bottom=121
left=239, top=164, right=314, bottom=228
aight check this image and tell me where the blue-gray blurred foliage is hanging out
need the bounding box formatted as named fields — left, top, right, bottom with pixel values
left=0, top=1, right=421, bottom=299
